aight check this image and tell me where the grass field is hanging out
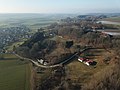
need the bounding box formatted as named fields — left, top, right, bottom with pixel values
left=6, top=41, right=25, bottom=52
left=0, top=18, right=56, bottom=31
left=0, top=14, right=59, bottom=31
left=103, top=17, right=120, bottom=22
left=0, top=54, right=31, bottom=90
left=66, top=48, right=112, bottom=84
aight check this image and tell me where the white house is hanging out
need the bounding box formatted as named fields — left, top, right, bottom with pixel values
left=37, top=59, right=44, bottom=64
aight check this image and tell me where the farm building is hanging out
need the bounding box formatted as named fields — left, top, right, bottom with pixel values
left=37, top=59, right=48, bottom=65
left=78, top=57, right=94, bottom=66
left=37, top=59, right=44, bottom=64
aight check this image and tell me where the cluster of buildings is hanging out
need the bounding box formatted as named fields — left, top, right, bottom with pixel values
left=37, top=59, right=48, bottom=66
left=78, top=57, right=94, bottom=66
left=0, top=26, right=32, bottom=53
left=61, top=15, right=107, bottom=24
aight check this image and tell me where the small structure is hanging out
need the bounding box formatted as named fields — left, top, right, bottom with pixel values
left=58, top=36, right=63, bottom=38
left=43, top=61, right=48, bottom=65
left=78, top=57, right=84, bottom=62
left=84, top=60, right=94, bottom=66
left=65, top=40, right=73, bottom=48
left=37, top=59, right=48, bottom=66
left=78, top=57, right=94, bottom=66
left=37, top=59, right=44, bottom=64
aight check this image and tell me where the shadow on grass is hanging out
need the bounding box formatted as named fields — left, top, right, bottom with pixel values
left=89, top=47, right=104, bottom=49
left=0, top=58, right=18, bottom=60
left=63, top=57, right=78, bottom=65
left=85, top=57, right=95, bottom=59
left=86, top=54, right=101, bottom=56
left=90, top=61, right=97, bottom=66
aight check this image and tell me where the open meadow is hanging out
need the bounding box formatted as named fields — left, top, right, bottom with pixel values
left=0, top=14, right=75, bottom=31
left=0, top=54, right=31, bottom=90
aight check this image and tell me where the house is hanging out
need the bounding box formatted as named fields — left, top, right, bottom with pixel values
left=43, top=61, right=48, bottom=65
left=78, top=57, right=84, bottom=62
left=84, top=60, right=93, bottom=66
left=78, top=57, right=94, bottom=66
left=78, top=57, right=88, bottom=62
left=37, top=59, right=44, bottom=64
left=37, top=59, right=48, bottom=66
left=58, top=36, right=63, bottom=38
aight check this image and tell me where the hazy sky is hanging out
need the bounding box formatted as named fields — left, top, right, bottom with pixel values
left=0, top=0, right=120, bottom=13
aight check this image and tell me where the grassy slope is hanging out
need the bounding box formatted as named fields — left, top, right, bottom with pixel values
left=0, top=54, right=31, bottom=90
left=66, top=48, right=112, bottom=84
left=6, top=41, right=25, bottom=52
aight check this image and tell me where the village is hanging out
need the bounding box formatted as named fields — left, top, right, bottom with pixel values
left=0, top=25, right=32, bottom=54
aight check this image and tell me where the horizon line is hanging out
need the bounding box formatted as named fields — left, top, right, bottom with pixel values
left=0, top=12, right=120, bottom=14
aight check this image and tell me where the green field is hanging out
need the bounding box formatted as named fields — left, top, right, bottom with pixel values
left=0, top=18, right=56, bottom=31
left=0, top=14, right=60, bottom=31
left=0, top=54, right=31, bottom=90
left=6, top=41, right=25, bottom=52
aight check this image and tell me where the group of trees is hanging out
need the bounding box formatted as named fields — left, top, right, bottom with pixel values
left=57, top=26, right=89, bottom=39
left=15, top=31, right=76, bottom=65
left=16, top=31, right=57, bottom=59
left=37, top=66, right=66, bottom=90
left=80, top=31, right=113, bottom=48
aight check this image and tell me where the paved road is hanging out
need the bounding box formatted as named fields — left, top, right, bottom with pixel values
left=15, top=54, right=60, bottom=68
left=14, top=47, right=90, bottom=68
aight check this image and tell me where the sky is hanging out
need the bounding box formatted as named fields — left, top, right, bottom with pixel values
left=0, top=0, right=120, bottom=14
